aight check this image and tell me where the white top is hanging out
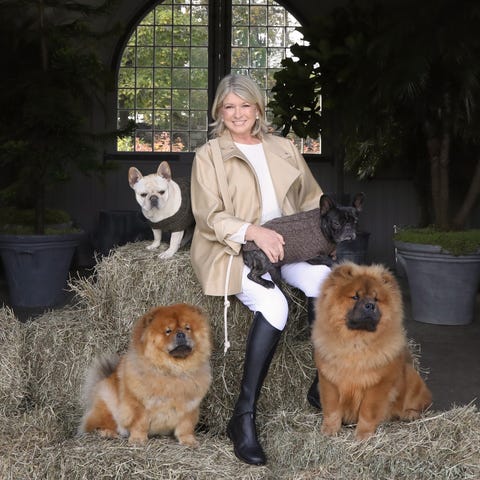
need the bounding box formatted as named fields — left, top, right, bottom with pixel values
left=229, top=142, right=282, bottom=243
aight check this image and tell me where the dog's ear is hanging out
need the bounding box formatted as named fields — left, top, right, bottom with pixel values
left=332, top=261, right=357, bottom=279
left=131, top=309, right=157, bottom=345
left=379, top=265, right=397, bottom=286
left=352, top=192, right=365, bottom=212
left=319, top=194, right=335, bottom=215
left=128, top=167, right=143, bottom=188
left=158, top=161, right=172, bottom=181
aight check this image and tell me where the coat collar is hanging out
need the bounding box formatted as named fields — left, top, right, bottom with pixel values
left=213, top=132, right=301, bottom=209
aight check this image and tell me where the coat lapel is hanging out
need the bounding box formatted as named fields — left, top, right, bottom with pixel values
left=262, top=138, right=301, bottom=207
left=215, top=132, right=302, bottom=214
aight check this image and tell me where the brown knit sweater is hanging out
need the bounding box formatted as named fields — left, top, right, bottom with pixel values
left=242, top=208, right=335, bottom=265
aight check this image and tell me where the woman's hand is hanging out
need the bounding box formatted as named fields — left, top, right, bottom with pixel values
left=246, top=224, right=285, bottom=263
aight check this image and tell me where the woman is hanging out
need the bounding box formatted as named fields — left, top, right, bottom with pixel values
left=190, top=74, right=329, bottom=465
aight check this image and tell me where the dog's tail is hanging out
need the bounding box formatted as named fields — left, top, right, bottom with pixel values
left=80, top=354, right=120, bottom=408
left=77, top=354, right=122, bottom=436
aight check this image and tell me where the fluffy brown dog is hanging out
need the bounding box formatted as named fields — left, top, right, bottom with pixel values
left=312, top=262, right=432, bottom=440
left=78, top=303, right=212, bottom=446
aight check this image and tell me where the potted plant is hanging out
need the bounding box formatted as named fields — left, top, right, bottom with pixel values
left=0, top=0, right=124, bottom=308
left=269, top=0, right=480, bottom=324
left=394, top=228, right=479, bottom=325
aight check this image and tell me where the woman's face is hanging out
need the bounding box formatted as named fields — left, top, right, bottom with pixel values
left=221, top=92, right=258, bottom=141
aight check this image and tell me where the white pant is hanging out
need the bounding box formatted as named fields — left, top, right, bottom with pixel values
left=236, top=262, right=331, bottom=330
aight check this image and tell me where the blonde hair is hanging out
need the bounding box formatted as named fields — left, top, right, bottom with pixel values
left=209, top=74, right=270, bottom=138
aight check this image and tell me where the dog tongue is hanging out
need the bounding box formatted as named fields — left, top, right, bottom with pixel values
left=170, top=345, right=192, bottom=358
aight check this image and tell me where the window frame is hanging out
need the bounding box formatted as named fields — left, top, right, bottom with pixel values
left=108, top=0, right=324, bottom=163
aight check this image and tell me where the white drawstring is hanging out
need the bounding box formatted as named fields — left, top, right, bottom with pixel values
left=223, top=254, right=234, bottom=354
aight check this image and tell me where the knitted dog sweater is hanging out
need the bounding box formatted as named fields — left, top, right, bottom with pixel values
left=148, top=177, right=195, bottom=233
left=242, top=208, right=335, bottom=265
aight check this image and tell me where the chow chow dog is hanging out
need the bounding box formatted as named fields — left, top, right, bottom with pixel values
left=79, top=303, right=212, bottom=446
left=311, top=262, right=432, bottom=440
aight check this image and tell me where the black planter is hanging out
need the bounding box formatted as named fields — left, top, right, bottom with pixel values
left=0, top=232, right=84, bottom=308
left=395, top=240, right=480, bottom=325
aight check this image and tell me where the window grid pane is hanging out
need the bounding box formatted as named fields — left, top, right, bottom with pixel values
left=231, top=0, right=319, bottom=153
left=117, top=0, right=209, bottom=152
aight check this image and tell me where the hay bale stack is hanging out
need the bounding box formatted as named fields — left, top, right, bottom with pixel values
left=1, top=404, right=479, bottom=479
left=1, top=243, right=480, bottom=479
left=260, top=406, right=480, bottom=479
left=0, top=430, right=270, bottom=480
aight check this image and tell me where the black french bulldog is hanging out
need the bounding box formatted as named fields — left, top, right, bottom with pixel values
left=242, top=192, right=365, bottom=289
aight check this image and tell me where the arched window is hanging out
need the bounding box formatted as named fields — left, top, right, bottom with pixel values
left=116, top=0, right=318, bottom=154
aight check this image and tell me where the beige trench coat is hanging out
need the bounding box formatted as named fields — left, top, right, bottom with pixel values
left=190, top=131, right=323, bottom=296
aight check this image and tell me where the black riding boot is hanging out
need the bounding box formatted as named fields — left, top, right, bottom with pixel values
left=306, top=297, right=322, bottom=410
left=227, top=312, right=281, bottom=465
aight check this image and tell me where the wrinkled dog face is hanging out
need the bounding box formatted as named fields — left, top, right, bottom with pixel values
left=321, top=206, right=359, bottom=244
left=319, top=192, right=364, bottom=244
left=128, top=163, right=172, bottom=213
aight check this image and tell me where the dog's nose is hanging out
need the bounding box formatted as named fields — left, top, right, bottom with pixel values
left=363, top=301, right=376, bottom=313
left=150, top=195, right=158, bottom=206
left=176, top=331, right=186, bottom=343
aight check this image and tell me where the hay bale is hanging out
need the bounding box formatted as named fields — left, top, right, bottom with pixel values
left=0, top=307, right=27, bottom=415
left=0, top=428, right=270, bottom=480
left=0, top=406, right=65, bottom=449
left=260, top=405, right=480, bottom=479
left=1, top=405, right=479, bottom=479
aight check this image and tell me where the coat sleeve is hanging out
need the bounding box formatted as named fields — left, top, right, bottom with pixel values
left=191, top=143, right=247, bottom=255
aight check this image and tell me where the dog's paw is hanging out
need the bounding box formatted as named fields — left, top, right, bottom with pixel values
left=321, top=424, right=340, bottom=436
left=158, top=248, right=177, bottom=259
left=321, top=416, right=342, bottom=436
left=178, top=434, right=199, bottom=448
left=400, top=408, right=422, bottom=421
left=146, top=243, right=160, bottom=250
left=354, top=427, right=375, bottom=441
left=98, top=428, right=119, bottom=439
left=248, top=274, right=275, bottom=289
left=128, top=432, right=148, bottom=444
